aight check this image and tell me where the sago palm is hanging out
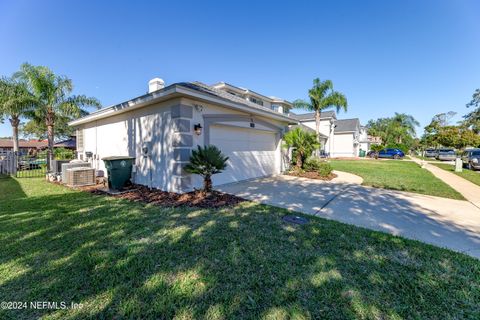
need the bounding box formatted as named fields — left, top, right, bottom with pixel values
left=283, top=127, right=319, bottom=168
left=15, top=63, right=101, bottom=170
left=185, top=145, right=229, bottom=193
left=293, top=78, right=348, bottom=153
left=0, top=77, right=37, bottom=155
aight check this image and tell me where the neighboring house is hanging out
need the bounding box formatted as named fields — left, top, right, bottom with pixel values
left=0, top=139, right=47, bottom=155
left=69, top=79, right=296, bottom=193
left=54, top=137, right=77, bottom=150
left=290, top=112, right=372, bottom=157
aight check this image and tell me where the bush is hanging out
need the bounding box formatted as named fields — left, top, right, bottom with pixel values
left=303, top=157, right=333, bottom=177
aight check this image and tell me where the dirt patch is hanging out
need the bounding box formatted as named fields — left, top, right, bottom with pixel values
left=285, top=171, right=337, bottom=181
left=82, top=184, right=246, bottom=208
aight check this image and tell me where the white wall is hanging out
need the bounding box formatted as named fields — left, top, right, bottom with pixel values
left=331, top=133, right=356, bottom=157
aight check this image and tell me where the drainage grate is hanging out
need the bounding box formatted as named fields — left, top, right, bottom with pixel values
left=282, top=215, right=309, bottom=225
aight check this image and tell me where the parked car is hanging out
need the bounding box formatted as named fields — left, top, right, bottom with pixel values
left=436, top=148, right=456, bottom=161
left=424, top=148, right=437, bottom=158
left=367, top=150, right=377, bottom=158
left=461, top=148, right=480, bottom=170
left=378, top=148, right=405, bottom=159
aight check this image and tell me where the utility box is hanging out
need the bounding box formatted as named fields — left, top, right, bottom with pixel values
left=455, top=158, right=463, bottom=172
left=102, top=156, right=135, bottom=191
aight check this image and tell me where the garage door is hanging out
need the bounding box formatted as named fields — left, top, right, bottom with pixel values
left=209, top=124, right=279, bottom=186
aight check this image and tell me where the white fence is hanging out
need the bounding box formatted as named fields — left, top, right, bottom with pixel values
left=0, top=152, right=17, bottom=175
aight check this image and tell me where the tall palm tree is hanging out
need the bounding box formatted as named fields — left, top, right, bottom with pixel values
left=0, top=77, right=36, bottom=155
left=293, top=79, right=348, bottom=153
left=391, top=113, right=419, bottom=144
left=15, top=63, right=101, bottom=170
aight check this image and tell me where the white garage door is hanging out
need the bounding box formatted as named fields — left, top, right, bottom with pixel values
left=209, top=124, right=279, bottom=186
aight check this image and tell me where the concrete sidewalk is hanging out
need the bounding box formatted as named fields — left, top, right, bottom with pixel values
left=411, top=157, right=480, bottom=208
left=219, top=175, right=480, bottom=258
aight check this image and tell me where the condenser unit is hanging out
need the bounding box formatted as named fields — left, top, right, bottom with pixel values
left=65, top=167, right=95, bottom=187
left=61, top=162, right=91, bottom=183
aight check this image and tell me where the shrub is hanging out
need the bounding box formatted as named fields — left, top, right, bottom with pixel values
left=283, top=127, right=319, bottom=168
left=185, top=145, right=229, bottom=193
left=303, top=157, right=333, bottom=177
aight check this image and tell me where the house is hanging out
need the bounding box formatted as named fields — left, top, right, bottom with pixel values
left=0, top=139, right=47, bottom=155
left=53, top=136, right=77, bottom=150
left=290, top=112, right=371, bottom=157
left=69, top=79, right=297, bottom=193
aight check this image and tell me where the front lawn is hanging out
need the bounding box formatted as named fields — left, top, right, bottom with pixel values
left=330, top=160, right=464, bottom=200
left=433, top=163, right=480, bottom=186
left=0, top=177, right=479, bottom=319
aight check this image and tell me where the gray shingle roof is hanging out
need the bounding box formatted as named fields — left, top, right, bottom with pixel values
left=334, top=118, right=360, bottom=133
left=290, top=111, right=336, bottom=121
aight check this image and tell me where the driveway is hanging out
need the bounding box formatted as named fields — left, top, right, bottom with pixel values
left=218, top=175, right=480, bottom=259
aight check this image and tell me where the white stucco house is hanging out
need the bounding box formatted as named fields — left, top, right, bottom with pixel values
left=69, top=79, right=370, bottom=193
left=290, top=111, right=371, bottom=157
left=70, top=80, right=296, bottom=193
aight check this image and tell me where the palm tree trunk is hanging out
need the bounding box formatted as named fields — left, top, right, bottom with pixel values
left=296, top=152, right=303, bottom=169
left=204, top=175, right=212, bottom=193
left=315, top=110, right=321, bottom=156
left=9, top=117, right=20, bottom=171
left=46, top=110, right=55, bottom=172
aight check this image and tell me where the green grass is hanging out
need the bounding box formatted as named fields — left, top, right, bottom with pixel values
left=433, top=163, right=480, bottom=186
left=330, top=160, right=465, bottom=200
left=1, top=178, right=479, bottom=319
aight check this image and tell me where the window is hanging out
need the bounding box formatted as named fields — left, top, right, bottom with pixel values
left=77, top=128, right=84, bottom=151
left=271, top=105, right=279, bottom=112
left=248, top=96, right=264, bottom=106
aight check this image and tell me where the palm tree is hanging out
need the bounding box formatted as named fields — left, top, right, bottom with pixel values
left=185, top=145, right=229, bottom=193
left=391, top=113, right=419, bottom=144
left=0, top=77, right=36, bottom=155
left=15, top=63, right=101, bottom=170
left=283, top=127, right=319, bottom=168
left=293, top=78, right=348, bottom=153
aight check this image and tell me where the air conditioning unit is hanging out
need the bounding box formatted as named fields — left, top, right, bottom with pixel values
left=61, top=162, right=91, bottom=183
left=65, top=167, right=95, bottom=187
left=51, top=160, right=70, bottom=174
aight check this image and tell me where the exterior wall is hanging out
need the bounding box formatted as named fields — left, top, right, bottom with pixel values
left=298, top=118, right=334, bottom=155
left=76, top=96, right=288, bottom=193
left=331, top=133, right=356, bottom=157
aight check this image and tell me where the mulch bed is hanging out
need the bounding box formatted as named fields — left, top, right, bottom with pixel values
left=286, top=171, right=337, bottom=181
left=83, top=184, right=246, bottom=208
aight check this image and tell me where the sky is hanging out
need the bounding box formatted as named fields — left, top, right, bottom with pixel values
left=0, top=0, right=479, bottom=138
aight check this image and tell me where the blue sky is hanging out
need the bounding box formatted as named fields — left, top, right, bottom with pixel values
left=0, top=0, right=479, bottom=138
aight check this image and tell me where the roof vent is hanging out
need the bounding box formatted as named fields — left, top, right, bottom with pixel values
left=148, top=78, right=165, bottom=93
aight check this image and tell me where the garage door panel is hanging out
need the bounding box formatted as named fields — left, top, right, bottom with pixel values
left=209, top=125, right=279, bottom=186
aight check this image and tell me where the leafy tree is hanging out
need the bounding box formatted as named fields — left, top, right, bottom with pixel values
left=0, top=77, right=36, bottom=154
left=15, top=63, right=100, bottom=170
left=293, top=79, right=347, bottom=153
left=21, top=115, right=74, bottom=140
left=463, top=89, right=480, bottom=133
left=185, top=145, right=229, bottom=193
left=283, top=127, right=320, bottom=168
left=366, top=113, right=419, bottom=149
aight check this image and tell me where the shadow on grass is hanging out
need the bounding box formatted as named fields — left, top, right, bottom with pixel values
left=0, top=179, right=479, bottom=319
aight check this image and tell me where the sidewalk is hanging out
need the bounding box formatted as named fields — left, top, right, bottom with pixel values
left=412, top=157, right=480, bottom=208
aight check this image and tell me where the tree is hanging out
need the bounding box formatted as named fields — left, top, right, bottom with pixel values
left=0, top=77, right=36, bottom=155
left=21, top=114, right=76, bottom=140
left=293, top=79, right=347, bottom=153
left=367, top=113, right=419, bottom=150
left=185, top=145, right=229, bottom=193
left=463, top=89, right=480, bottom=133
left=15, top=63, right=100, bottom=170
left=283, top=127, right=320, bottom=168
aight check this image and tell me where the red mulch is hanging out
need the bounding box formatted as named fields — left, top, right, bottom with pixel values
left=83, top=184, right=246, bottom=208
left=286, top=171, right=337, bottom=181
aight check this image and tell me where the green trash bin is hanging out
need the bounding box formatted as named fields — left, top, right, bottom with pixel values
left=359, top=149, right=366, bottom=157
left=102, top=156, right=135, bottom=191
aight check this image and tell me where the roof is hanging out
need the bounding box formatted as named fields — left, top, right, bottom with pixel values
left=288, top=124, right=328, bottom=138
left=290, top=111, right=336, bottom=121
left=70, top=82, right=298, bottom=126
left=54, top=138, right=76, bottom=148
left=0, top=139, right=48, bottom=149
left=211, top=82, right=293, bottom=106
left=334, top=118, right=360, bottom=133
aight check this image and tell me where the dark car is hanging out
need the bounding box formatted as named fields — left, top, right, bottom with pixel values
left=378, top=148, right=405, bottom=159
left=424, top=148, right=437, bottom=158
left=436, top=148, right=456, bottom=161
left=461, top=148, right=480, bottom=170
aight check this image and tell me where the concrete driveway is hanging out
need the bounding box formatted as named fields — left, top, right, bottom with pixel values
left=218, top=174, right=480, bottom=259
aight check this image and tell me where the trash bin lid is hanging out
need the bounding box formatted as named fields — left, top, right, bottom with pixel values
left=101, top=156, right=136, bottom=161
